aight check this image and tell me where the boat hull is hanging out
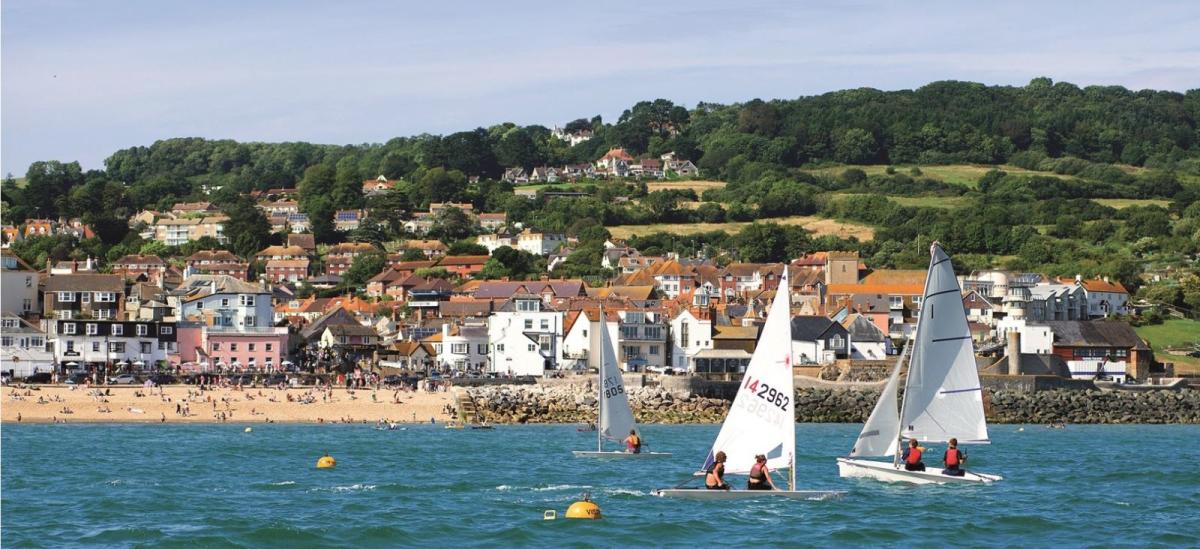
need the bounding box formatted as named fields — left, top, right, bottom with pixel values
left=571, top=451, right=672, bottom=459
left=837, top=457, right=1002, bottom=484
left=652, top=489, right=845, bottom=500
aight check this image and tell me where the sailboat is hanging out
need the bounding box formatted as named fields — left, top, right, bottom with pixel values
left=572, top=304, right=671, bottom=459
left=654, top=268, right=845, bottom=499
left=837, top=243, right=1002, bottom=484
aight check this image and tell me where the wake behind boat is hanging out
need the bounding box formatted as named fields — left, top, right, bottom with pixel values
left=653, top=267, right=843, bottom=500
left=838, top=243, right=1002, bottom=485
left=572, top=303, right=670, bottom=459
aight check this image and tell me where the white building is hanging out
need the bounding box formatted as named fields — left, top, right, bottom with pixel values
left=477, top=233, right=517, bottom=254
left=843, top=314, right=890, bottom=360
left=53, top=319, right=176, bottom=369
left=1, top=313, right=54, bottom=377
left=488, top=294, right=562, bottom=376
left=669, top=307, right=714, bottom=371
left=1, top=252, right=39, bottom=316
left=176, top=275, right=274, bottom=330
left=426, top=323, right=489, bottom=372
left=1070, top=276, right=1131, bottom=318
left=516, top=229, right=566, bottom=256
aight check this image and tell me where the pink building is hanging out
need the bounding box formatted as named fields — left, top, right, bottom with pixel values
left=172, top=323, right=290, bottom=372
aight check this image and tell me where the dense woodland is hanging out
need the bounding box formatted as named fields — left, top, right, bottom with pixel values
left=2, top=78, right=1198, bottom=311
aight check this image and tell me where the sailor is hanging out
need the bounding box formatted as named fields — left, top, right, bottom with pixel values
left=942, top=438, right=967, bottom=476
left=747, top=454, right=776, bottom=490
left=901, top=439, right=926, bottom=471
left=624, top=430, right=642, bottom=454
left=705, top=451, right=730, bottom=490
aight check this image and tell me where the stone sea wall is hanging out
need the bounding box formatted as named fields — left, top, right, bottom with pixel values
left=467, top=386, right=1200, bottom=425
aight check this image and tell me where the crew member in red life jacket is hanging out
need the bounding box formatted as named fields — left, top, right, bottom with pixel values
left=942, top=437, right=967, bottom=476
left=747, top=454, right=777, bottom=490
left=624, top=429, right=642, bottom=454
left=901, top=439, right=926, bottom=471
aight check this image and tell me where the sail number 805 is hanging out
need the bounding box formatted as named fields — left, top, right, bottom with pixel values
left=742, top=376, right=789, bottom=411
left=603, top=375, right=625, bottom=399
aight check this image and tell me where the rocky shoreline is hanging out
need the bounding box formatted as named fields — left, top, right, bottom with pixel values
left=467, top=386, right=1200, bottom=425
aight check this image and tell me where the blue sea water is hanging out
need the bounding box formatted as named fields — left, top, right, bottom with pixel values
left=2, top=423, right=1198, bottom=548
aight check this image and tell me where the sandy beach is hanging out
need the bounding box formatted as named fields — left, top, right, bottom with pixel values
left=1, top=384, right=456, bottom=424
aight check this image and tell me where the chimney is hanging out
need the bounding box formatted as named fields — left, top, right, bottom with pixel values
left=1075, top=274, right=1082, bottom=284
left=71, top=259, right=78, bottom=273
left=1007, top=330, right=1021, bottom=376
left=1103, top=276, right=1110, bottom=283
left=442, top=323, right=450, bottom=339
left=86, top=256, right=93, bottom=271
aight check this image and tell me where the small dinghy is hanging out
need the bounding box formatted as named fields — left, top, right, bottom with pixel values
left=653, top=268, right=843, bottom=499
left=573, top=303, right=670, bottom=459
left=837, top=243, right=1001, bottom=485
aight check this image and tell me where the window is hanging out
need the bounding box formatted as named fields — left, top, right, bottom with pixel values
left=243, top=316, right=256, bottom=327
left=516, top=300, right=539, bottom=312
left=22, top=298, right=32, bottom=312
left=86, top=323, right=98, bottom=335
left=644, top=326, right=662, bottom=339
left=625, top=312, right=645, bottom=324
left=82, top=292, right=91, bottom=303
left=230, top=343, right=238, bottom=351
left=25, top=276, right=32, bottom=287
left=160, top=326, right=173, bottom=335
left=830, top=335, right=844, bottom=349
left=93, top=342, right=101, bottom=352
left=527, top=343, right=536, bottom=352
left=265, top=343, right=273, bottom=351
left=140, top=342, right=152, bottom=354
left=889, top=296, right=903, bottom=308
left=109, top=342, right=125, bottom=353
left=64, top=323, right=77, bottom=335
left=624, top=345, right=639, bottom=358
left=451, top=343, right=468, bottom=354
left=95, top=292, right=116, bottom=303
left=221, top=298, right=230, bottom=307
left=136, top=325, right=148, bottom=336
left=65, top=341, right=75, bottom=353
left=240, top=295, right=255, bottom=306
left=540, top=319, right=549, bottom=330
left=524, top=319, right=533, bottom=330
left=58, top=291, right=75, bottom=302
left=112, top=324, right=123, bottom=336
left=649, top=345, right=659, bottom=355
left=680, top=323, right=689, bottom=346
left=1, top=336, right=11, bottom=347
left=496, top=344, right=504, bottom=352
left=477, top=344, right=486, bottom=354
left=30, top=337, right=43, bottom=348
left=196, top=301, right=204, bottom=310
left=212, top=342, right=222, bottom=352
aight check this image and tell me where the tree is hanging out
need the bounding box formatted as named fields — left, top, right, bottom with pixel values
left=343, top=250, right=386, bottom=287
left=447, top=240, right=488, bottom=255
left=731, top=223, right=810, bottom=262
left=495, top=127, right=542, bottom=170
left=833, top=129, right=878, bottom=164
left=695, top=202, right=726, bottom=223
left=221, top=196, right=272, bottom=259
left=413, top=167, right=467, bottom=206
left=400, top=248, right=427, bottom=261
left=429, top=207, right=475, bottom=242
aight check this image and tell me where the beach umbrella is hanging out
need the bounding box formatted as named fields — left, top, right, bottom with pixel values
left=282, top=360, right=294, bottom=366
left=133, top=360, right=146, bottom=366
left=118, top=360, right=130, bottom=366
left=65, top=361, right=79, bottom=367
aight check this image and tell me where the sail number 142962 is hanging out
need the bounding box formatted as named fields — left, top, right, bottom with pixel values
left=742, top=376, right=790, bottom=411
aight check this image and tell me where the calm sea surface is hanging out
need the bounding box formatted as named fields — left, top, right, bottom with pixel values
left=3, top=423, right=1198, bottom=548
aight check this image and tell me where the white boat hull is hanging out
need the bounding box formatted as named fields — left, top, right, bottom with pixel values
left=837, top=458, right=1002, bottom=485
left=572, top=451, right=672, bottom=459
left=652, top=488, right=845, bottom=500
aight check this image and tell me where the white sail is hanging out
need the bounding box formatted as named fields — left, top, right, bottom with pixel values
left=701, top=269, right=795, bottom=475
left=900, top=243, right=989, bottom=444
left=598, top=306, right=637, bottom=445
left=849, top=341, right=907, bottom=457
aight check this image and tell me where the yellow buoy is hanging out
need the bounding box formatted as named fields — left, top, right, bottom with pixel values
left=565, top=498, right=601, bottom=520
left=244, top=427, right=253, bottom=433
left=316, top=455, right=337, bottom=469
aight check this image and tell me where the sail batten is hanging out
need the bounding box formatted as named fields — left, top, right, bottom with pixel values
left=700, top=269, right=796, bottom=476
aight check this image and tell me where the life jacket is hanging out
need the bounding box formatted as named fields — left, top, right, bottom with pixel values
left=945, top=448, right=961, bottom=467
left=706, top=463, right=724, bottom=486
left=906, top=447, right=923, bottom=465
left=750, top=462, right=765, bottom=480
left=627, top=434, right=640, bottom=449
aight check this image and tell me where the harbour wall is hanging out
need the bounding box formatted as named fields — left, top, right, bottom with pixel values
left=466, top=385, right=1200, bottom=425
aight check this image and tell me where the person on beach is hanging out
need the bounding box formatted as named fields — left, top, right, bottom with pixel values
left=624, top=429, right=642, bottom=454
left=902, top=439, right=926, bottom=471
left=705, top=451, right=730, bottom=490
left=747, top=454, right=777, bottom=490
left=942, top=438, right=966, bottom=476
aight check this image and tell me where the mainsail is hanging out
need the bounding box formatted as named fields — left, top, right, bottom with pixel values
left=848, top=341, right=908, bottom=457
left=701, top=268, right=795, bottom=475
left=597, top=305, right=637, bottom=446
left=899, top=243, right=989, bottom=444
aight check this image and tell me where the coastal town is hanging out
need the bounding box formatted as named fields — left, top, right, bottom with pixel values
left=3, top=144, right=1194, bottom=425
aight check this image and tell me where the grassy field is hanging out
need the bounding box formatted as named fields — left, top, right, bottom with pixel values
left=646, top=180, right=725, bottom=193
left=801, top=164, right=1055, bottom=189
left=1093, top=198, right=1171, bottom=209
left=830, top=192, right=971, bottom=209
left=607, top=215, right=875, bottom=241
left=1134, top=319, right=1200, bottom=374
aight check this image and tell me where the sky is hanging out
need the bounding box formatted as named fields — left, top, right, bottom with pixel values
left=3, top=0, right=1199, bottom=175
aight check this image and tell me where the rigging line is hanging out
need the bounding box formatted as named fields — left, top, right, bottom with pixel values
left=940, top=387, right=982, bottom=395
left=931, top=335, right=972, bottom=343
left=925, top=288, right=960, bottom=298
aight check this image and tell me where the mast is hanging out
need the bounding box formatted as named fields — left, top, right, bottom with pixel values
left=784, top=267, right=796, bottom=492
left=597, top=303, right=604, bottom=453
